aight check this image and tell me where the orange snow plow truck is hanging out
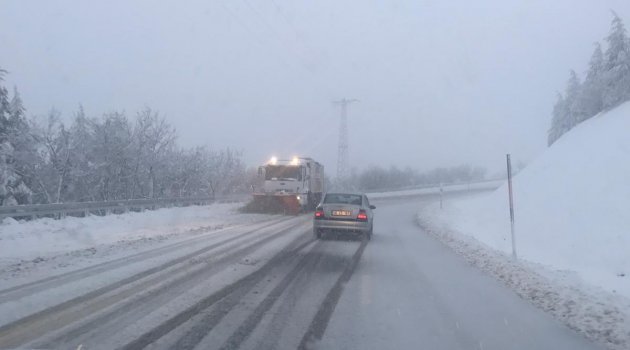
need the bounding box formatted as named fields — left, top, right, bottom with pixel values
left=246, top=157, right=324, bottom=215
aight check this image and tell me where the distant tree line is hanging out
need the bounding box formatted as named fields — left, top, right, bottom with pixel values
left=340, top=164, right=487, bottom=192
left=548, top=12, right=630, bottom=145
left=0, top=71, right=246, bottom=206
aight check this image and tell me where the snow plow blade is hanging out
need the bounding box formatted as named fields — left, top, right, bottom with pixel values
left=242, top=194, right=301, bottom=215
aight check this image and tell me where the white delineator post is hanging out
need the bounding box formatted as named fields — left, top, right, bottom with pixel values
left=506, top=154, right=517, bottom=259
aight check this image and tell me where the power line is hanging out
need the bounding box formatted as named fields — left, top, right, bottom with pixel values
left=236, top=0, right=337, bottom=97
left=269, top=0, right=304, bottom=42
left=240, top=0, right=312, bottom=68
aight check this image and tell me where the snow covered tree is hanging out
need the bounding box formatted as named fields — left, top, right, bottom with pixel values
left=0, top=72, right=36, bottom=205
left=65, top=105, right=96, bottom=202
left=206, top=148, right=246, bottom=197
left=548, top=93, right=567, bottom=146
left=40, top=109, right=74, bottom=203
left=576, top=43, right=605, bottom=121
left=358, top=165, right=389, bottom=190
left=602, top=12, right=630, bottom=109
left=89, top=112, right=134, bottom=201
left=8, top=87, right=25, bottom=124
left=0, top=70, right=10, bottom=144
left=0, top=66, right=250, bottom=205
left=564, top=70, right=583, bottom=128
left=0, top=69, right=13, bottom=204
left=168, top=147, right=210, bottom=197
left=547, top=71, right=582, bottom=146
left=131, top=108, right=176, bottom=198
left=548, top=13, right=630, bottom=146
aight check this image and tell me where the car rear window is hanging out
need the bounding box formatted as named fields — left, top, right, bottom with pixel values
left=324, top=194, right=362, bottom=205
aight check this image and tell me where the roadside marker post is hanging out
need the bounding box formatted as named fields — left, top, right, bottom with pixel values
left=506, top=154, right=517, bottom=260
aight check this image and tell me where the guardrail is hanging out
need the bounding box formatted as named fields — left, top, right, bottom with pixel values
left=0, top=194, right=248, bottom=221
left=366, top=178, right=504, bottom=195
left=366, top=179, right=504, bottom=200
left=0, top=179, right=505, bottom=221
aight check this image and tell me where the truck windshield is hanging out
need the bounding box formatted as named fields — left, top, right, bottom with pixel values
left=265, top=166, right=302, bottom=181
left=324, top=194, right=362, bottom=205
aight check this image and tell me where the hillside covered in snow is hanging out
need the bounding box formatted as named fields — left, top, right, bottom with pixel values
left=423, top=101, right=630, bottom=298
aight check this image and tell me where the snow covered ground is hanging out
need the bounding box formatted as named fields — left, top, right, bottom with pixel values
left=417, top=102, right=630, bottom=349
left=0, top=202, right=275, bottom=281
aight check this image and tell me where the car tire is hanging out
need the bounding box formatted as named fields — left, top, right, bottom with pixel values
left=314, top=229, right=322, bottom=239
left=367, top=224, right=373, bottom=240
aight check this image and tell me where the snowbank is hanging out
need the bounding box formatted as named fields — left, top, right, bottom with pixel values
left=421, top=101, right=630, bottom=298
left=0, top=203, right=269, bottom=262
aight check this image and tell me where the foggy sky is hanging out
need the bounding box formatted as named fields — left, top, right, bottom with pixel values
left=1, top=0, right=629, bottom=175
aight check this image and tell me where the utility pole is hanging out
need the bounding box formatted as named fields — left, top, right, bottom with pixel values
left=333, top=98, right=358, bottom=184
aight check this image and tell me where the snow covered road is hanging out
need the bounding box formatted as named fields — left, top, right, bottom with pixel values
left=0, top=196, right=604, bottom=350
left=319, top=197, right=601, bottom=350
left=0, top=213, right=367, bottom=350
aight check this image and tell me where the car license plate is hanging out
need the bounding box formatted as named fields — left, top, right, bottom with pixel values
left=332, top=210, right=351, bottom=216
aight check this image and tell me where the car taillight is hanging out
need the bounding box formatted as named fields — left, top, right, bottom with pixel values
left=357, top=210, right=368, bottom=221
left=314, top=209, right=324, bottom=219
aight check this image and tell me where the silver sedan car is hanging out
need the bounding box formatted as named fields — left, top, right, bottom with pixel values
left=313, top=192, right=375, bottom=240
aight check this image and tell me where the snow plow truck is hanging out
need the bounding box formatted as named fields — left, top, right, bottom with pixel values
left=247, top=156, right=324, bottom=215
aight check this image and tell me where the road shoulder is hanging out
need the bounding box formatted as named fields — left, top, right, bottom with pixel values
left=417, top=203, right=630, bottom=350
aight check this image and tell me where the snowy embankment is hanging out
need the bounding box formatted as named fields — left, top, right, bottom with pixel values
left=418, top=102, right=630, bottom=350
left=0, top=202, right=273, bottom=277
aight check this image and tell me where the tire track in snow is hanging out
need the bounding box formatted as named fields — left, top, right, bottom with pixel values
left=0, top=218, right=307, bottom=349
left=38, top=221, right=310, bottom=349
left=0, top=216, right=289, bottom=304
left=167, top=237, right=366, bottom=350
left=216, top=242, right=325, bottom=350
left=298, top=237, right=368, bottom=350
left=117, top=234, right=317, bottom=350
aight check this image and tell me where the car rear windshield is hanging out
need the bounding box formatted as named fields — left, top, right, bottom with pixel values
left=324, top=194, right=362, bottom=205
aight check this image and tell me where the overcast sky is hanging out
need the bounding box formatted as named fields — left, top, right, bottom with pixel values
left=1, top=0, right=629, bottom=174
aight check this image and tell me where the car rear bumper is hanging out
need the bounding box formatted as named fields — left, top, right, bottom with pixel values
left=313, top=219, right=370, bottom=233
